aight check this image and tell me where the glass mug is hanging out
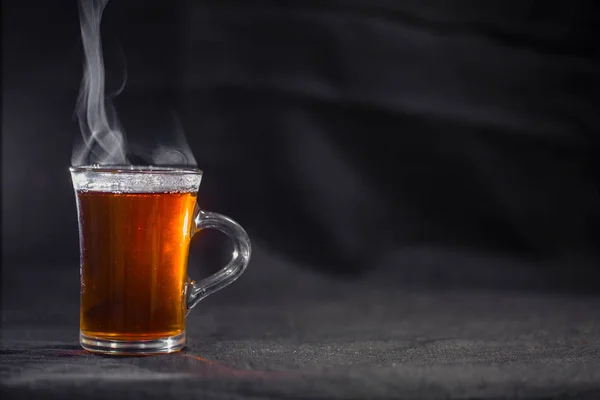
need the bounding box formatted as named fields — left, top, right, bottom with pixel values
left=70, top=166, right=251, bottom=355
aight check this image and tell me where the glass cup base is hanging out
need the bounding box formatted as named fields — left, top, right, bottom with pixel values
left=80, top=331, right=186, bottom=355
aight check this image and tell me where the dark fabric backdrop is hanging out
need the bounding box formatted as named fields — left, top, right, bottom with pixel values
left=2, top=0, right=600, bottom=289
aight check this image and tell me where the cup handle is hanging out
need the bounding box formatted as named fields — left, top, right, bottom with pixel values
left=186, top=206, right=251, bottom=313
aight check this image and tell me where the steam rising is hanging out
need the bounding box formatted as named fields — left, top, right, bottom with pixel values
left=73, top=0, right=196, bottom=167
left=152, top=114, right=197, bottom=166
left=73, top=0, right=126, bottom=166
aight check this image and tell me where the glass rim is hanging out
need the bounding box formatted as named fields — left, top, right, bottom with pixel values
left=69, top=165, right=202, bottom=175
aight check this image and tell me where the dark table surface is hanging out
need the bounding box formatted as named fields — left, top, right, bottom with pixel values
left=2, top=246, right=600, bottom=399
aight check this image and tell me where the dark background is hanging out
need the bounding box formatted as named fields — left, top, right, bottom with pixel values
left=3, top=0, right=600, bottom=292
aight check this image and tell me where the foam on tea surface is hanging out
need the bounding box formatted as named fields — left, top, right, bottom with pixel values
left=70, top=166, right=202, bottom=193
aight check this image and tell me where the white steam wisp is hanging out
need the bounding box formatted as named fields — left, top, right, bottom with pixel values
left=73, top=0, right=127, bottom=166
left=72, top=0, right=196, bottom=168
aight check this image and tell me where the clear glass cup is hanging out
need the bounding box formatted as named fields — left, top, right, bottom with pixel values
left=70, top=165, right=251, bottom=355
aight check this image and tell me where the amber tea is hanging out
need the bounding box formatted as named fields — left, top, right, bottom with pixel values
left=77, top=191, right=197, bottom=341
